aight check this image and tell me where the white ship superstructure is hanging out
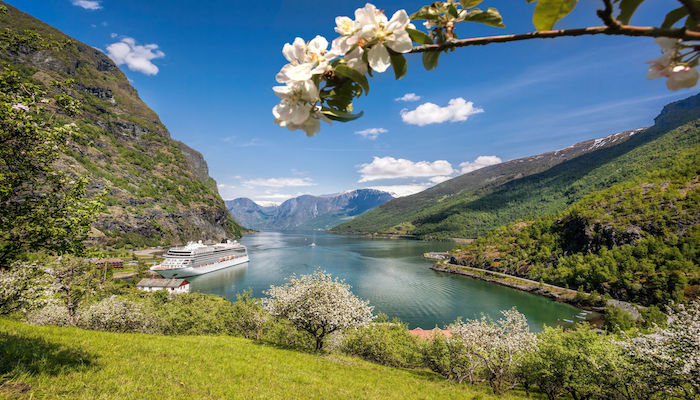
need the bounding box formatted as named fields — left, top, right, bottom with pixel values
left=151, top=239, right=248, bottom=278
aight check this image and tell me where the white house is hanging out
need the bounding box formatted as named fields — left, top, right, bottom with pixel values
left=136, top=278, right=190, bottom=294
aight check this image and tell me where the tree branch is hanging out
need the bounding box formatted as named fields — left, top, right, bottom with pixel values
left=408, top=25, right=700, bottom=54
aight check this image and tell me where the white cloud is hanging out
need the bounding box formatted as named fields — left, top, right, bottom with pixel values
left=395, top=93, right=421, bottom=102
left=429, top=176, right=452, bottom=184
left=106, top=37, right=165, bottom=75
left=217, top=183, right=236, bottom=200
left=459, top=155, right=502, bottom=174
left=110, top=32, right=118, bottom=38
left=244, top=177, right=315, bottom=187
left=354, top=128, right=387, bottom=140
left=367, top=184, right=431, bottom=197
left=400, top=97, right=483, bottom=126
left=358, top=156, right=454, bottom=182
left=71, top=0, right=102, bottom=10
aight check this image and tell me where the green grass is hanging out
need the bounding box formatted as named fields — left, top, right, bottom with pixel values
left=0, top=319, right=529, bottom=399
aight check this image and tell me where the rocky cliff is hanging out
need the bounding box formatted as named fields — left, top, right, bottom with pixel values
left=0, top=2, right=243, bottom=247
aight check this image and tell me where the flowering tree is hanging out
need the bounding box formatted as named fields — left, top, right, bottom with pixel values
left=0, top=262, right=51, bottom=315
left=263, top=270, right=374, bottom=350
left=273, top=0, right=700, bottom=136
left=0, top=67, right=103, bottom=268
left=619, top=301, right=700, bottom=399
left=448, top=308, right=537, bottom=395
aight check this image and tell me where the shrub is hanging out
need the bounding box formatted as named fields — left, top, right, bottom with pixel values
left=154, top=292, right=235, bottom=335
left=25, top=303, right=72, bottom=327
left=78, top=296, right=159, bottom=333
left=518, top=324, right=619, bottom=400
left=602, top=305, right=636, bottom=333
left=229, top=290, right=269, bottom=340
left=341, top=321, right=423, bottom=367
left=423, top=333, right=480, bottom=384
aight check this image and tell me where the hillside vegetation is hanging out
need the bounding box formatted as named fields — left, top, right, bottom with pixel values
left=0, top=319, right=523, bottom=400
left=450, top=119, right=699, bottom=306
left=333, top=95, right=700, bottom=240
left=0, top=2, right=242, bottom=247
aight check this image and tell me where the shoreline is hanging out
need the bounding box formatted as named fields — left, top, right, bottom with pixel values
left=429, top=261, right=640, bottom=320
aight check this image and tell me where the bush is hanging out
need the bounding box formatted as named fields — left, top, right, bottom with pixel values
left=229, top=290, right=269, bottom=340
left=341, top=321, right=423, bottom=367
left=602, top=305, right=636, bottom=333
left=78, top=296, right=159, bottom=333
left=25, top=303, right=72, bottom=327
left=154, top=292, right=236, bottom=335
left=423, top=333, right=479, bottom=384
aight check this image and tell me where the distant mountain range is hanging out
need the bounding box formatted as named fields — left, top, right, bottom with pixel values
left=226, top=189, right=393, bottom=231
left=332, top=94, right=700, bottom=239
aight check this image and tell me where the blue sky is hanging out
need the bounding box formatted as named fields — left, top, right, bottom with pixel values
left=8, top=0, right=696, bottom=204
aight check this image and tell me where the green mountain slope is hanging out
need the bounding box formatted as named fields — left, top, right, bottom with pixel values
left=332, top=94, right=700, bottom=240
left=449, top=123, right=699, bottom=306
left=0, top=2, right=242, bottom=247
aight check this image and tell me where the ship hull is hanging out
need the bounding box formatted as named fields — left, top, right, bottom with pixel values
left=153, top=256, right=249, bottom=278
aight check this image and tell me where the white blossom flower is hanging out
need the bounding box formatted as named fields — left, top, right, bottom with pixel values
left=645, top=37, right=698, bottom=91
left=345, top=47, right=368, bottom=75
left=272, top=79, right=319, bottom=126
left=11, top=103, right=29, bottom=111
left=353, top=4, right=414, bottom=73
left=666, top=65, right=699, bottom=90
left=276, top=36, right=336, bottom=83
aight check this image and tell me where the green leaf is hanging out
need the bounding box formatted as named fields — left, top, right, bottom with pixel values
left=532, top=0, right=578, bottom=31
left=410, top=5, right=439, bottom=20
left=334, top=65, right=369, bottom=95
left=616, top=0, right=644, bottom=25
left=320, top=108, right=364, bottom=122
left=447, top=4, right=459, bottom=18
left=423, top=51, right=440, bottom=71
left=661, top=6, right=689, bottom=29
left=390, top=53, right=407, bottom=80
left=686, top=14, right=697, bottom=30
left=406, top=28, right=433, bottom=45
left=460, top=0, right=483, bottom=8
left=464, top=7, right=506, bottom=28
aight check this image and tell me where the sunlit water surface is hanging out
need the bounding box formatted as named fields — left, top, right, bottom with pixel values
left=188, top=231, right=585, bottom=331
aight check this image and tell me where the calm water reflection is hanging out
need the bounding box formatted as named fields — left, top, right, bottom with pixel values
left=188, top=231, right=583, bottom=330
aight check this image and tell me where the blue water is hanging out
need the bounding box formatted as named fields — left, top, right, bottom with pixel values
left=188, top=231, right=584, bottom=331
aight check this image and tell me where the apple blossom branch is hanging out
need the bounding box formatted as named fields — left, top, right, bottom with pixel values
left=407, top=25, right=700, bottom=54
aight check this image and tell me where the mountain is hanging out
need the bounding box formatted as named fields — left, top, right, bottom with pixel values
left=0, top=2, right=243, bottom=247
left=449, top=113, right=699, bottom=306
left=227, top=189, right=393, bottom=231
left=332, top=94, right=700, bottom=240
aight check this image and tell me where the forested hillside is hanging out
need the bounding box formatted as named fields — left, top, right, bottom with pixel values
left=333, top=95, right=700, bottom=240
left=450, top=117, right=699, bottom=306
left=0, top=2, right=243, bottom=247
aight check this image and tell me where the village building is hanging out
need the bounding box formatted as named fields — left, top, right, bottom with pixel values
left=136, top=278, right=190, bottom=294
left=408, top=328, right=452, bottom=341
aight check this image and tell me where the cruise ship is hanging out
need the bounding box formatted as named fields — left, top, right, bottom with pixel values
left=151, top=239, right=248, bottom=278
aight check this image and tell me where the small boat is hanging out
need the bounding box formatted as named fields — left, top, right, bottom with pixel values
left=575, top=315, right=586, bottom=319
left=562, top=319, right=574, bottom=323
left=310, top=242, right=316, bottom=247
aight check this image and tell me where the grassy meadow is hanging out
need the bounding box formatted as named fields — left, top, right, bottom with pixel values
left=0, top=319, right=531, bottom=399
